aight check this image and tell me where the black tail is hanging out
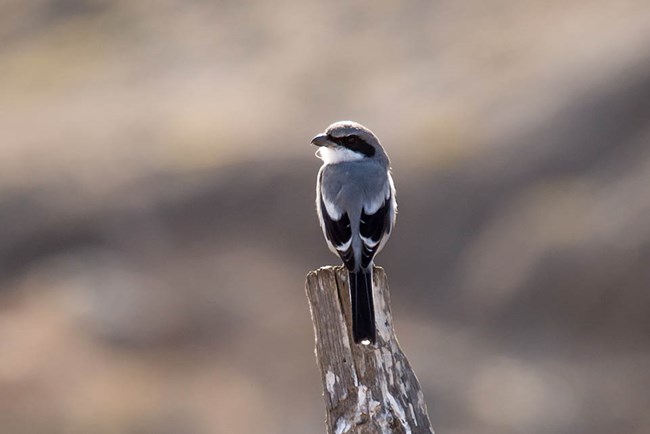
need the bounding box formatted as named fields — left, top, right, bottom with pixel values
left=349, top=269, right=376, bottom=344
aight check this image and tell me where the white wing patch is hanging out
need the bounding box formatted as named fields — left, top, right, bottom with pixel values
left=335, top=238, right=352, bottom=251
left=364, top=180, right=391, bottom=215
left=322, top=196, right=342, bottom=220
left=360, top=235, right=379, bottom=248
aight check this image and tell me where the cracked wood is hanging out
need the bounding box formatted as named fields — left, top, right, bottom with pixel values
left=305, top=266, right=434, bottom=434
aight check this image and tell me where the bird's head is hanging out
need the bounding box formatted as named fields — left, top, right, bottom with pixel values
left=311, top=121, right=387, bottom=165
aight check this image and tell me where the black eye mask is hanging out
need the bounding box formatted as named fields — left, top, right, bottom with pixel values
left=328, top=134, right=376, bottom=157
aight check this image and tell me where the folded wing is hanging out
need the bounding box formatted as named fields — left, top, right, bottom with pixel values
left=359, top=189, right=392, bottom=269
left=320, top=194, right=355, bottom=270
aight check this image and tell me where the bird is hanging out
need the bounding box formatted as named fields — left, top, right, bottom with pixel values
left=311, top=121, right=397, bottom=345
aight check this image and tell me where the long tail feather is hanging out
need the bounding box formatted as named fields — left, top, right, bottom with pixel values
left=349, top=269, right=376, bottom=344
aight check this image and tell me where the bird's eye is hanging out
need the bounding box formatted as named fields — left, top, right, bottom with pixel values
left=345, top=136, right=357, bottom=145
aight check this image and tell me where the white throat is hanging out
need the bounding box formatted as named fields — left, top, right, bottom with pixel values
left=316, top=146, right=365, bottom=164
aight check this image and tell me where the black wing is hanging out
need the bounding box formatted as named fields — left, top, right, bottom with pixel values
left=320, top=194, right=355, bottom=270
left=359, top=195, right=391, bottom=269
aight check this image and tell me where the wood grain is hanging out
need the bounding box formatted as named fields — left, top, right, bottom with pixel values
left=305, top=266, right=434, bottom=434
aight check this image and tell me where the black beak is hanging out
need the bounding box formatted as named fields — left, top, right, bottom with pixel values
left=311, top=133, right=334, bottom=147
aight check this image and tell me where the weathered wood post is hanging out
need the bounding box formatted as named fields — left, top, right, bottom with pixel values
left=305, top=266, right=434, bottom=434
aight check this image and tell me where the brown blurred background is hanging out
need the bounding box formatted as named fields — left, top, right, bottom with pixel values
left=1, top=1, right=650, bottom=433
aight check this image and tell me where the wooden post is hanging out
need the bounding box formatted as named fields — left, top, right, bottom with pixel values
left=305, top=266, right=434, bottom=434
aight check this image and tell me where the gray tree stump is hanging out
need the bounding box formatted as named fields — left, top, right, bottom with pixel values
left=305, top=266, right=434, bottom=434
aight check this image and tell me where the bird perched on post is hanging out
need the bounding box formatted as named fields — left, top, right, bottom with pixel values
left=312, top=121, right=397, bottom=345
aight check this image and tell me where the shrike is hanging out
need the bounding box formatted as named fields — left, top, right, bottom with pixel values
left=312, top=121, right=397, bottom=345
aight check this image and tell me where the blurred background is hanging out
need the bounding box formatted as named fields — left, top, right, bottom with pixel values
left=1, top=0, right=650, bottom=433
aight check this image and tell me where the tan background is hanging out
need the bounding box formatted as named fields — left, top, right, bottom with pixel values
left=1, top=1, right=650, bottom=433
